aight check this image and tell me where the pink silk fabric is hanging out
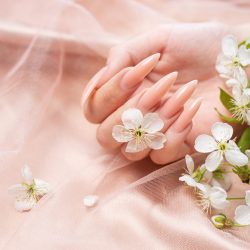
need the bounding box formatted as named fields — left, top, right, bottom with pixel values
left=1, top=0, right=250, bottom=249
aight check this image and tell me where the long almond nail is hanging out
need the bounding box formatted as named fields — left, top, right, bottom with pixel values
left=120, top=53, right=160, bottom=90
left=161, top=80, right=198, bottom=118
left=81, top=67, right=108, bottom=106
left=172, top=97, right=202, bottom=132
left=138, top=71, right=178, bottom=110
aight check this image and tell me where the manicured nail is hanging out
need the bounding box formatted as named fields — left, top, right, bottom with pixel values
left=162, top=80, right=198, bottom=118
left=172, top=97, right=202, bottom=132
left=120, top=53, right=160, bottom=90
left=81, top=67, right=108, bottom=106
left=138, top=71, right=178, bottom=109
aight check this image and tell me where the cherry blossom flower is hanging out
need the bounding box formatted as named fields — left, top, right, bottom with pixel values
left=8, top=165, right=50, bottom=212
left=112, top=108, right=166, bottom=153
left=179, top=155, right=208, bottom=192
left=194, top=122, right=248, bottom=171
left=198, top=185, right=229, bottom=212
left=216, top=35, right=250, bottom=79
left=234, top=190, right=250, bottom=225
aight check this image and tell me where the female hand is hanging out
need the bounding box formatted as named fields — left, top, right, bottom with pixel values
left=82, top=22, right=233, bottom=164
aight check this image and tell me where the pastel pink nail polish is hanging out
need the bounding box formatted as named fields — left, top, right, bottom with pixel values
left=161, top=80, right=198, bottom=118
left=172, top=97, right=202, bottom=132
left=120, top=53, right=160, bottom=90
left=138, top=71, right=178, bottom=110
left=81, top=67, right=108, bottom=106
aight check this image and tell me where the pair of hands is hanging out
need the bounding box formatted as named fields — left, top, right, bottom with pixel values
left=82, top=22, right=231, bottom=165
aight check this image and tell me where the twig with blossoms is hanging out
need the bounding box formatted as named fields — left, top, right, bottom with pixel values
left=180, top=34, right=250, bottom=230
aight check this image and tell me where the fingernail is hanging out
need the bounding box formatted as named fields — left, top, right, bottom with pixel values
left=138, top=71, right=178, bottom=109
left=81, top=67, right=108, bottom=106
left=175, top=80, right=198, bottom=99
left=120, top=53, right=160, bottom=90
left=172, top=97, right=202, bottom=132
left=162, top=80, right=198, bottom=118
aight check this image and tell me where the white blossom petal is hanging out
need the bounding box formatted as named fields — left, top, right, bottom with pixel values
left=216, top=54, right=233, bottom=76
left=83, top=195, right=99, bottom=207
left=238, top=45, right=250, bottom=66
left=34, top=179, right=50, bottom=196
left=209, top=186, right=229, bottom=210
left=14, top=197, right=36, bottom=212
left=211, top=122, right=233, bottom=142
left=22, top=165, right=33, bottom=184
left=194, top=135, right=217, bottom=153
left=235, top=205, right=250, bottom=225
left=112, top=125, right=133, bottom=142
left=145, top=132, right=166, bottom=150
left=125, top=138, right=147, bottom=153
left=185, top=155, right=194, bottom=174
left=122, top=108, right=143, bottom=129
left=224, top=149, right=248, bottom=166
left=245, top=190, right=250, bottom=207
left=179, top=175, right=206, bottom=192
left=142, top=113, right=164, bottom=133
left=222, top=35, right=238, bottom=58
left=205, top=151, right=223, bottom=171
left=8, top=184, right=27, bottom=198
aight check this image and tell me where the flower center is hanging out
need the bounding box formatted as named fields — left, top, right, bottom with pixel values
left=218, top=142, right=227, bottom=152
left=22, top=181, right=39, bottom=201
left=232, top=57, right=240, bottom=66
left=231, top=104, right=250, bottom=122
left=133, top=126, right=144, bottom=138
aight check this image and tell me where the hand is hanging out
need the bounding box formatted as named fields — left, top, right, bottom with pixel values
left=82, top=22, right=233, bottom=164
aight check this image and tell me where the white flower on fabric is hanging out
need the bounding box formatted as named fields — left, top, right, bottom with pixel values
left=216, top=35, right=250, bottom=79
left=234, top=190, right=250, bottom=225
left=112, top=108, right=166, bottom=153
left=231, top=87, right=250, bottom=125
left=83, top=195, right=99, bottom=207
left=194, top=122, right=248, bottom=171
left=8, top=165, right=50, bottom=212
left=198, top=185, right=229, bottom=212
left=179, top=155, right=208, bottom=192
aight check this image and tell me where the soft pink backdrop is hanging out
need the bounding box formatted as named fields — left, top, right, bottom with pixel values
left=1, top=0, right=250, bottom=249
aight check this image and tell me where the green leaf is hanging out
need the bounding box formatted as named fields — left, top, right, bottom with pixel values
left=248, top=80, right=250, bottom=88
left=237, top=127, right=250, bottom=153
left=238, top=40, right=246, bottom=47
left=215, top=108, right=241, bottom=124
left=247, top=43, right=250, bottom=49
left=219, top=88, right=235, bottom=112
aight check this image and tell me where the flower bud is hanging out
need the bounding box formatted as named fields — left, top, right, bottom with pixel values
left=211, top=214, right=227, bottom=229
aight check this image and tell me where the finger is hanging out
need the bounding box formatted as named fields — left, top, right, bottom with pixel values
left=99, top=28, right=170, bottom=85
left=150, top=98, right=202, bottom=165
left=83, top=53, right=160, bottom=123
left=81, top=66, right=108, bottom=106
left=121, top=80, right=198, bottom=161
left=159, top=80, right=198, bottom=122
left=96, top=72, right=178, bottom=149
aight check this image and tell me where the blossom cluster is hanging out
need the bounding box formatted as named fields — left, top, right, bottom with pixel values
left=180, top=35, right=250, bottom=229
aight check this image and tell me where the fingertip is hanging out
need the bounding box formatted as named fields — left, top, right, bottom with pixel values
left=81, top=66, right=108, bottom=107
